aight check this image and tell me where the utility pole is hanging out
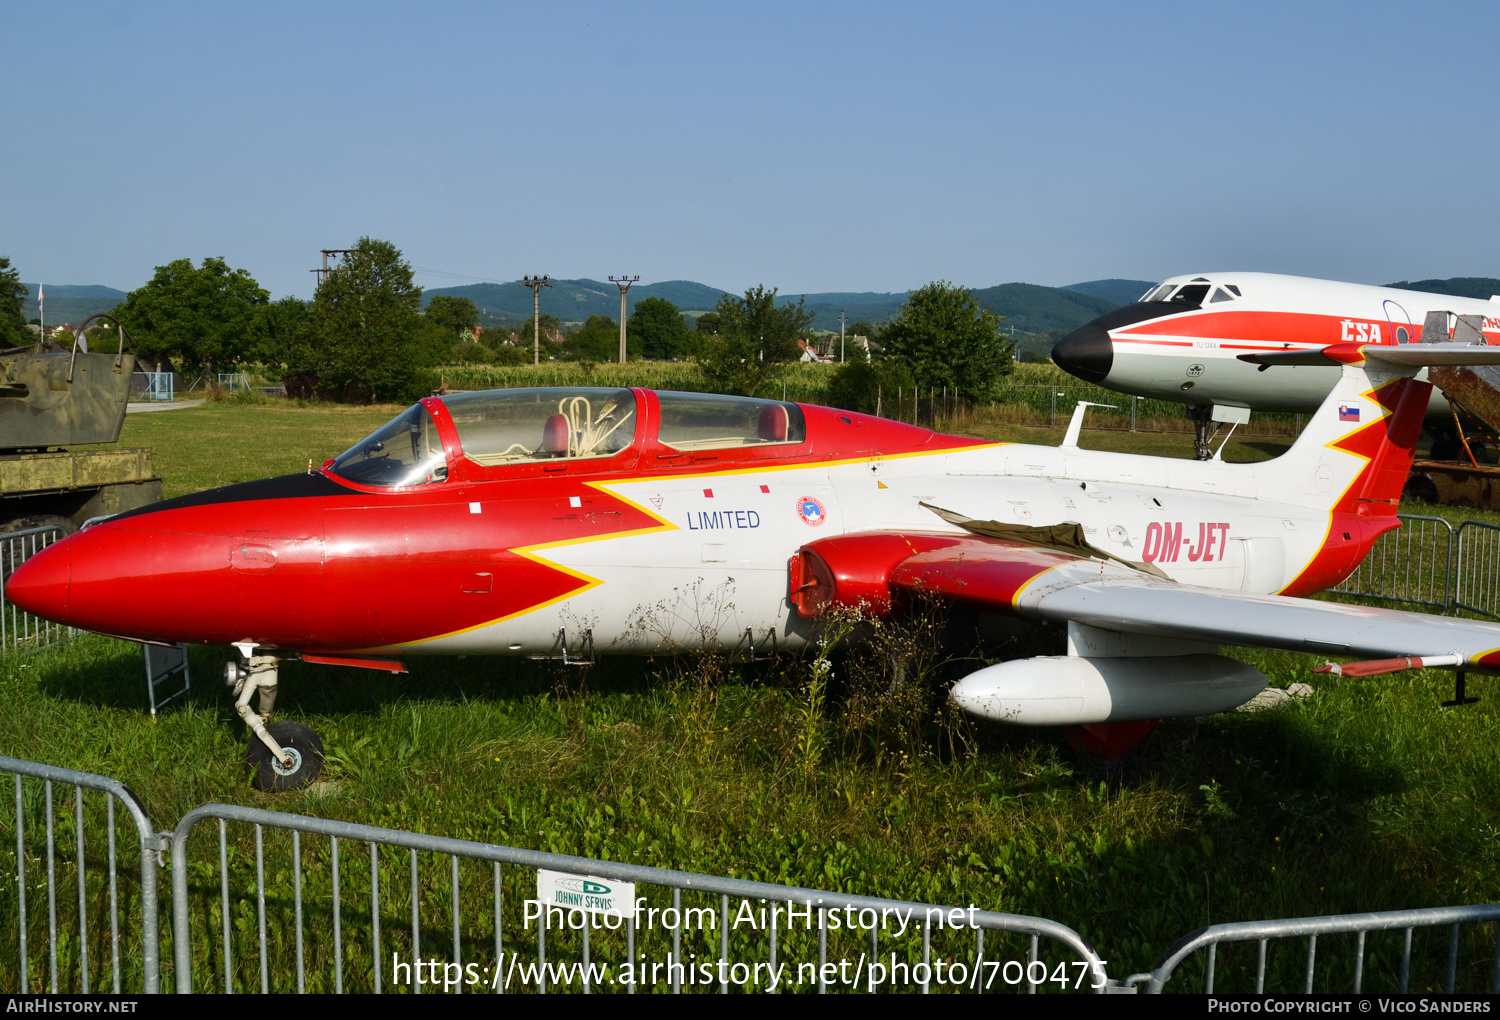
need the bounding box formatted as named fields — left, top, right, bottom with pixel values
left=311, top=249, right=355, bottom=288
left=520, top=275, right=553, bottom=365
left=838, top=309, right=848, bottom=363
left=609, top=275, right=639, bottom=364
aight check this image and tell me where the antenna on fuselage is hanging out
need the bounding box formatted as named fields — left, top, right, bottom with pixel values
left=1060, top=401, right=1116, bottom=448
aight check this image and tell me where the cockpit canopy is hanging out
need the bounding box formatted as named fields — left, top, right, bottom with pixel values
left=329, top=387, right=808, bottom=487
left=1139, top=279, right=1242, bottom=306
left=330, top=403, right=448, bottom=487
left=444, top=387, right=638, bottom=465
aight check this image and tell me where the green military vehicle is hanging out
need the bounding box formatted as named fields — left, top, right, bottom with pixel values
left=0, top=314, right=161, bottom=535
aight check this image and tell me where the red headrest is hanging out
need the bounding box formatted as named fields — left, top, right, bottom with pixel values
left=541, top=414, right=569, bottom=456
left=757, top=404, right=788, bottom=442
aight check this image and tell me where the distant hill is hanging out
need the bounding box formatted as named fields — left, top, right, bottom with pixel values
left=1062, top=279, right=1156, bottom=306
left=424, top=279, right=732, bottom=326
left=971, top=283, right=1118, bottom=335
left=782, top=291, right=909, bottom=330
left=1386, top=278, right=1500, bottom=302
left=785, top=285, right=1123, bottom=335
left=3, top=274, right=1159, bottom=341
left=20, top=284, right=128, bottom=327
left=426, top=279, right=1131, bottom=336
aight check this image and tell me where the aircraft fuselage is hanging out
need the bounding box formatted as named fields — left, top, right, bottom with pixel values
left=1051, top=272, right=1500, bottom=414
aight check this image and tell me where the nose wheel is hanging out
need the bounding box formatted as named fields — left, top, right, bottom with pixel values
left=227, top=653, right=325, bottom=791
left=245, top=720, right=325, bottom=791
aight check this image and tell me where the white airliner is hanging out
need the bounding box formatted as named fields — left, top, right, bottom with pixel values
left=1051, top=272, right=1500, bottom=416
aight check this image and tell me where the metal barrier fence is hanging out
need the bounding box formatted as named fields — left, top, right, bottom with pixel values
left=7, top=752, right=1500, bottom=996
left=168, top=803, right=1108, bottom=994
left=1332, top=515, right=1455, bottom=612
left=0, top=526, right=73, bottom=655
left=130, top=371, right=174, bottom=403
left=1141, top=904, right=1500, bottom=994
left=0, top=756, right=163, bottom=994
left=1455, top=521, right=1500, bottom=618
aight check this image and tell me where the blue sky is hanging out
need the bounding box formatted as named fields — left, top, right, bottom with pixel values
left=4, top=1, right=1497, bottom=300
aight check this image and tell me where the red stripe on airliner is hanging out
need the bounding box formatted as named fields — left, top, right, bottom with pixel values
left=1122, top=310, right=1407, bottom=346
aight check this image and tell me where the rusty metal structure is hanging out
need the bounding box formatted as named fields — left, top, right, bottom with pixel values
left=1403, top=312, right=1500, bottom=510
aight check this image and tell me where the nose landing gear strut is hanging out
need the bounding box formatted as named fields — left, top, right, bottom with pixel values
left=226, top=652, right=324, bottom=792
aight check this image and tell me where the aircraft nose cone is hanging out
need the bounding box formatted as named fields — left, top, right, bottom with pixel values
left=1051, top=323, right=1114, bottom=384
left=5, top=539, right=70, bottom=625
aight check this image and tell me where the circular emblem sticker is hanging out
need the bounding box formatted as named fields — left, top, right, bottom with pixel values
left=796, top=496, right=826, bottom=527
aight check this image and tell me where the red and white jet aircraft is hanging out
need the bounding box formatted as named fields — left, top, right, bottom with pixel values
left=1051, top=272, right=1500, bottom=416
left=11, top=343, right=1500, bottom=788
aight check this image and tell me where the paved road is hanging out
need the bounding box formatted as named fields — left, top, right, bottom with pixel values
left=126, top=400, right=206, bottom=414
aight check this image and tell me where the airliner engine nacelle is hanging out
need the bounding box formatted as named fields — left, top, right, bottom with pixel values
left=949, top=654, right=1268, bottom=725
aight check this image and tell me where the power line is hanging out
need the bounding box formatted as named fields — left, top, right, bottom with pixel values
left=410, top=266, right=517, bottom=285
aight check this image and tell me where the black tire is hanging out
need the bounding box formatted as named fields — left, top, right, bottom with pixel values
left=246, top=721, right=324, bottom=792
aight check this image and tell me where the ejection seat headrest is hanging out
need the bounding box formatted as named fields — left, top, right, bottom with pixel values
left=541, top=414, right=570, bottom=457
left=757, top=404, right=789, bottom=442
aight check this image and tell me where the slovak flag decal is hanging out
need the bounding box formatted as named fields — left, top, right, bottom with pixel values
left=1339, top=404, right=1360, bottom=422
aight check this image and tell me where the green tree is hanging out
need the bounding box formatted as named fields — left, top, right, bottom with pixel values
left=310, top=238, right=437, bottom=402
left=629, top=296, right=691, bottom=360
left=113, top=257, right=269, bottom=372
left=698, top=285, right=814, bottom=395
left=561, top=315, right=632, bottom=361
left=489, top=340, right=532, bottom=366
left=516, top=313, right=563, bottom=352
left=694, top=311, right=722, bottom=335
left=825, top=358, right=914, bottom=416
left=251, top=296, right=313, bottom=369
left=878, top=281, right=1013, bottom=403
left=425, top=295, right=480, bottom=334
left=0, top=257, right=27, bottom=348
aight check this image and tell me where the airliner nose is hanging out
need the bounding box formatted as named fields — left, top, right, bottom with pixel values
left=6, top=539, right=71, bottom=625
left=1051, top=323, right=1114, bottom=384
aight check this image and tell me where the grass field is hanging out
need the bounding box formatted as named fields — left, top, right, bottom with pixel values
left=8, top=399, right=1500, bottom=993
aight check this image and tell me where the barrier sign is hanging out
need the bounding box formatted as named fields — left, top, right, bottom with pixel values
left=536, top=868, right=636, bottom=919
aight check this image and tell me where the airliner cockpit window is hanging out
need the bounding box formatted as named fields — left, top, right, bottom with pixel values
left=1143, top=284, right=1175, bottom=302
left=656, top=391, right=807, bottom=451
left=441, top=387, right=637, bottom=465
left=332, top=403, right=448, bottom=486
left=1210, top=287, right=1234, bottom=303
left=1226, top=285, right=1242, bottom=296
left=1167, top=284, right=1211, bottom=306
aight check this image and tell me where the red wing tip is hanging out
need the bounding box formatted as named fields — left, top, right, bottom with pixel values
left=301, top=654, right=407, bottom=673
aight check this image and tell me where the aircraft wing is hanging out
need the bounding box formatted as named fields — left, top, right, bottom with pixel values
left=1239, top=341, right=1500, bottom=369
left=809, top=532, right=1500, bottom=671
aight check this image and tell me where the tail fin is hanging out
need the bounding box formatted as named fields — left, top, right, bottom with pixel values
left=1242, top=341, right=1500, bottom=514
left=1240, top=342, right=1500, bottom=595
left=1246, top=347, right=1431, bottom=517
